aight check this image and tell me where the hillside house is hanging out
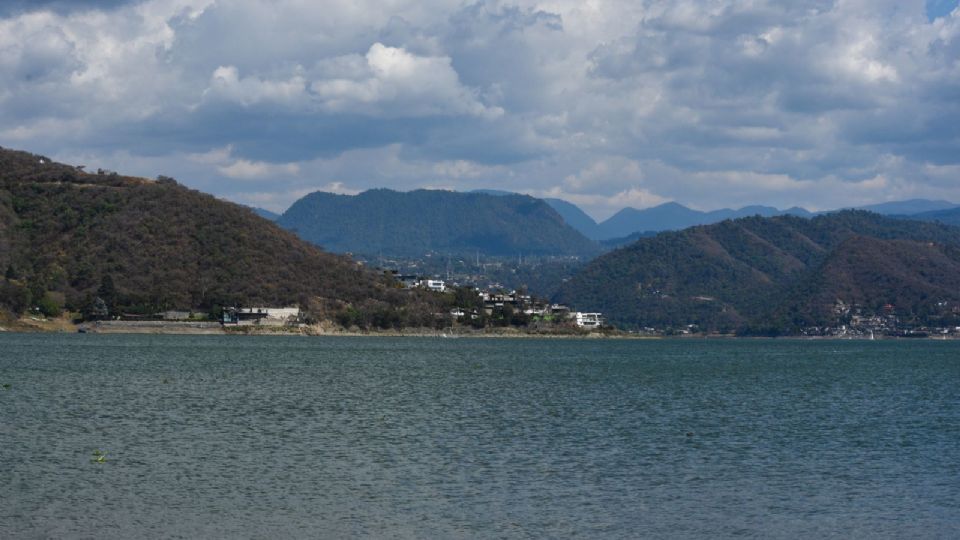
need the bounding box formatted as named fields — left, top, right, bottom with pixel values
left=422, top=279, right=446, bottom=292
left=572, top=312, right=603, bottom=329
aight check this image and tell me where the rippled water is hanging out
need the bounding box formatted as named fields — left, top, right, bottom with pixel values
left=1, top=334, right=959, bottom=538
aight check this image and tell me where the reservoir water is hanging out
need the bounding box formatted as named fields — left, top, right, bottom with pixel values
left=1, top=334, right=959, bottom=538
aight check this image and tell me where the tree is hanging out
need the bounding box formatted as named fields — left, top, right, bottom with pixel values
left=97, top=274, right=116, bottom=311
left=36, top=293, right=62, bottom=317
left=0, top=281, right=30, bottom=314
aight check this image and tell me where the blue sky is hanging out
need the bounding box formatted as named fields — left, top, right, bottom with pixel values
left=1, top=0, right=958, bottom=220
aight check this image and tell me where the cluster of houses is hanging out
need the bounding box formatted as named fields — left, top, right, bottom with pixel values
left=799, top=299, right=960, bottom=338
left=160, top=271, right=606, bottom=330
left=393, top=273, right=603, bottom=329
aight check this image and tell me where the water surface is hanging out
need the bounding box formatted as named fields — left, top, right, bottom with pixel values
left=1, top=335, right=958, bottom=538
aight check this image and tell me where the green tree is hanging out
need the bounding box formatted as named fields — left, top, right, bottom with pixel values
left=36, top=292, right=62, bottom=317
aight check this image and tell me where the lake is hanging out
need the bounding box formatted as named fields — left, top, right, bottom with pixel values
left=1, top=334, right=959, bottom=538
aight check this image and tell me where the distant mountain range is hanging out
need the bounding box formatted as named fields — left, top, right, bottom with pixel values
left=902, top=206, right=960, bottom=227
left=856, top=199, right=958, bottom=215
left=474, top=190, right=958, bottom=241
left=555, top=211, right=960, bottom=333
left=546, top=198, right=958, bottom=241
left=591, top=202, right=814, bottom=240
left=277, top=189, right=600, bottom=258
left=273, top=186, right=960, bottom=262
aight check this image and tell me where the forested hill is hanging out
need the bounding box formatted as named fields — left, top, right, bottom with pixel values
left=277, top=188, right=601, bottom=257
left=0, top=147, right=433, bottom=319
left=555, top=211, right=960, bottom=333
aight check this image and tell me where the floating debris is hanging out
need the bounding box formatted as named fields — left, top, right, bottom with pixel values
left=91, top=449, right=107, bottom=464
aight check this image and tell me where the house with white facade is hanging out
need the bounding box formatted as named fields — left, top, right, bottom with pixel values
left=571, top=312, right=603, bottom=329
left=422, top=279, right=446, bottom=292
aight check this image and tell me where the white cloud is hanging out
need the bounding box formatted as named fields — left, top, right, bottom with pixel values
left=217, top=159, right=300, bottom=180
left=536, top=185, right=670, bottom=221
left=1, top=0, right=959, bottom=216
left=310, top=43, right=502, bottom=118
left=432, top=159, right=494, bottom=179
left=204, top=66, right=307, bottom=107
left=183, top=145, right=301, bottom=179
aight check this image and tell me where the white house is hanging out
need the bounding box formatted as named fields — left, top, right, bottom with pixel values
left=572, top=312, right=603, bottom=329
left=422, top=279, right=446, bottom=293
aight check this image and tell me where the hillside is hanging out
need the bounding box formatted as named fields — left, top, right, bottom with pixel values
left=555, top=211, right=960, bottom=332
left=778, top=236, right=960, bottom=329
left=0, top=148, right=442, bottom=323
left=278, top=189, right=600, bottom=258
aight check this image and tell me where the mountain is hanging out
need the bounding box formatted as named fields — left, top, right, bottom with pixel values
left=594, top=202, right=812, bottom=239
left=470, top=193, right=953, bottom=242
left=0, top=147, right=439, bottom=323
left=469, top=190, right=602, bottom=240
left=902, top=206, right=960, bottom=227
left=277, top=189, right=600, bottom=258
left=855, top=199, right=957, bottom=215
left=597, top=202, right=711, bottom=238
left=252, top=207, right=280, bottom=221
left=543, top=198, right=601, bottom=240
left=555, top=211, right=960, bottom=332
left=783, top=206, right=816, bottom=218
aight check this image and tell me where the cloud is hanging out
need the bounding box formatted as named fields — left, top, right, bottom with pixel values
left=217, top=159, right=300, bottom=180
left=185, top=145, right=300, bottom=179
left=538, top=186, right=670, bottom=221
left=309, top=43, right=503, bottom=118
left=204, top=66, right=307, bottom=107
left=0, top=0, right=958, bottom=217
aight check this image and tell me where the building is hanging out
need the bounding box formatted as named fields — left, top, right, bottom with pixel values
left=422, top=279, right=446, bottom=292
left=222, top=307, right=300, bottom=326
left=572, top=312, right=603, bottom=329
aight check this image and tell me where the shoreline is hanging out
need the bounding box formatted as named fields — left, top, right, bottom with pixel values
left=2, top=315, right=957, bottom=340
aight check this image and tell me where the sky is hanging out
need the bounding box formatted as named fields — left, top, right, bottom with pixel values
left=1, top=0, right=958, bottom=221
